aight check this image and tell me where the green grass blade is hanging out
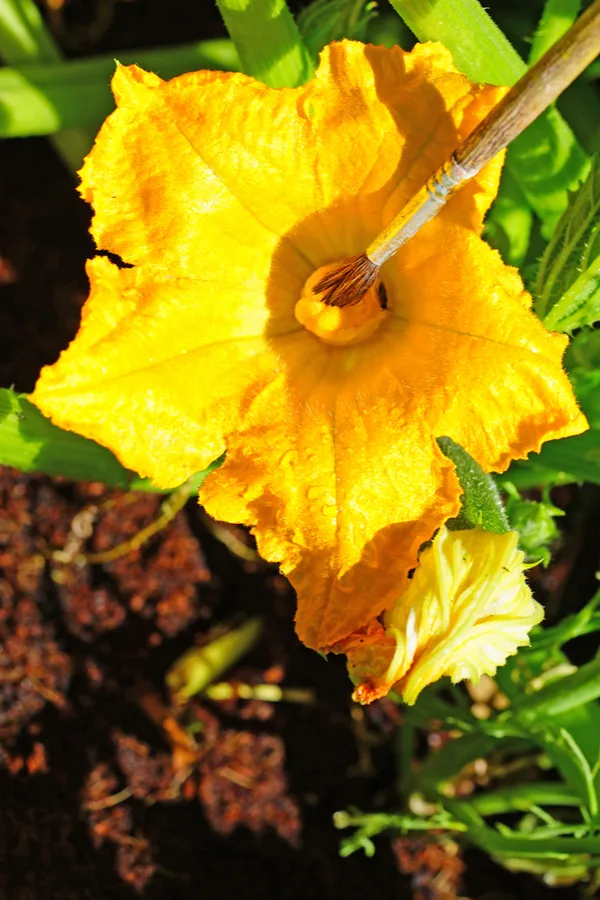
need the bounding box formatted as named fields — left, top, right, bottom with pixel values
left=388, top=0, right=589, bottom=238
left=216, top=0, right=312, bottom=87
left=0, top=40, right=239, bottom=138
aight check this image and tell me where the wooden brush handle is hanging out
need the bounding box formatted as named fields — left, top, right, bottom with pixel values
left=456, top=0, right=600, bottom=174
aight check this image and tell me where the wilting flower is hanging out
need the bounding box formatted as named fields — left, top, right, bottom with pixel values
left=346, top=526, right=544, bottom=705
left=31, top=41, right=585, bottom=652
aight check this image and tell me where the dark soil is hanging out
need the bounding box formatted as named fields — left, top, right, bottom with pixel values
left=1, top=2, right=599, bottom=898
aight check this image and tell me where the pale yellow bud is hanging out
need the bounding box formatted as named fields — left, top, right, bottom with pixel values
left=347, top=526, right=543, bottom=705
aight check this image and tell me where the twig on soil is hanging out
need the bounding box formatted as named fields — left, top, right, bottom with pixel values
left=84, top=484, right=192, bottom=564
left=85, top=786, right=133, bottom=811
left=200, top=514, right=260, bottom=562
left=49, top=481, right=194, bottom=568
left=205, top=681, right=315, bottom=705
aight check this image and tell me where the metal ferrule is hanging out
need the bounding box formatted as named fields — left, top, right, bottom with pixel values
left=426, top=155, right=468, bottom=202
left=367, top=155, right=473, bottom=267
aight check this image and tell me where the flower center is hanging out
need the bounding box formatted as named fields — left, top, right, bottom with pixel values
left=295, top=264, right=388, bottom=345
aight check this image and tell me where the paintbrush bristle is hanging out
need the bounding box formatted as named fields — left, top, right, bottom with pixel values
left=313, top=253, right=380, bottom=307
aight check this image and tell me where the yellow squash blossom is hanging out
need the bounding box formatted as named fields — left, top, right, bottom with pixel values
left=346, top=526, right=543, bottom=705
left=31, top=41, right=585, bottom=652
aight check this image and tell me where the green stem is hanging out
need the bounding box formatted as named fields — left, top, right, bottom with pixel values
left=216, top=0, right=312, bottom=87
left=508, top=654, right=600, bottom=726
left=446, top=799, right=600, bottom=857
left=387, top=0, right=524, bottom=85
left=0, top=0, right=94, bottom=170
left=388, top=0, right=589, bottom=237
left=0, top=0, right=59, bottom=62
left=528, top=0, right=582, bottom=64
left=467, top=783, right=581, bottom=815
left=0, top=40, right=239, bottom=138
left=414, top=733, right=530, bottom=798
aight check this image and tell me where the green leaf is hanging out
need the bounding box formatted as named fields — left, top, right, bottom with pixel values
left=530, top=588, right=600, bottom=652
left=0, top=40, right=239, bottom=138
left=509, top=110, right=589, bottom=241
left=446, top=797, right=600, bottom=859
left=564, top=328, right=600, bottom=427
left=485, top=168, right=533, bottom=266
left=0, top=388, right=222, bottom=492
left=216, top=0, right=312, bottom=88
left=365, top=10, right=412, bottom=49
left=502, top=482, right=563, bottom=566
left=535, top=157, right=600, bottom=331
left=495, top=461, right=574, bottom=491
left=416, top=732, right=529, bottom=797
left=437, top=436, right=510, bottom=533
left=558, top=78, right=600, bottom=156
left=522, top=429, right=600, bottom=487
left=297, top=0, right=377, bottom=61
left=388, top=0, right=589, bottom=238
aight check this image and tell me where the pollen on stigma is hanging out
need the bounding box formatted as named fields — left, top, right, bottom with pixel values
left=295, top=263, right=388, bottom=346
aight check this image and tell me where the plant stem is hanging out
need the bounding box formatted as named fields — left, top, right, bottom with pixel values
left=467, top=783, right=582, bottom=815
left=508, top=653, right=600, bottom=725
left=0, top=0, right=94, bottom=170
left=529, top=0, right=582, bottom=64
left=388, top=0, right=589, bottom=237
left=0, top=39, right=239, bottom=138
left=216, top=0, right=312, bottom=87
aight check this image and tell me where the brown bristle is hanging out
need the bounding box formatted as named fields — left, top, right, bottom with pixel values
left=313, top=253, right=380, bottom=308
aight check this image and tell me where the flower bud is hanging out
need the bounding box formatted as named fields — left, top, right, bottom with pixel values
left=346, top=526, right=543, bottom=705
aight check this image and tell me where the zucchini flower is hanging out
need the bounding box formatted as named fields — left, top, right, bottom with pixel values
left=346, top=526, right=543, bottom=705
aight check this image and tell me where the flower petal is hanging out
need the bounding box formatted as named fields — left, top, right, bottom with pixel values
left=33, top=257, right=281, bottom=486
left=30, top=40, right=585, bottom=658
left=200, top=329, right=461, bottom=649
left=79, top=42, right=504, bottom=276
left=383, top=221, right=587, bottom=469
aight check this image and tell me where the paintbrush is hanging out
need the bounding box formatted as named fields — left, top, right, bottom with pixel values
left=316, top=0, right=600, bottom=307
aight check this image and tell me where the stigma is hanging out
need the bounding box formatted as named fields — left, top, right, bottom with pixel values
left=295, top=262, right=388, bottom=345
